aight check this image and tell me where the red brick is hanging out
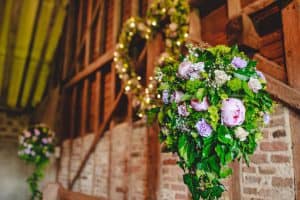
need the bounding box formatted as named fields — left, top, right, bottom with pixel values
left=242, top=166, right=256, bottom=173
left=244, top=176, right=261, bottom=184
left=163, top=158, right=177, bottom=165
left=272, top=177, right=293, bottom=187
left=250, top=154, right=268, bottom=164
left=271, top=154, right=290, bottom=163
left=171, top=184, right=186, bottom=192
left=258, top=166, right=276, bottom=174
left=260, top=141, right=288, bottom=151
left=175, top=193, right=187, bottom=199
left=243, top=187, right=257, bottom=194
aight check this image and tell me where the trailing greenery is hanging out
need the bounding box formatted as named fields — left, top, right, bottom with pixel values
left=18, top=124, right=55, bottom=200
left=147, top=44, right=274, bottom=199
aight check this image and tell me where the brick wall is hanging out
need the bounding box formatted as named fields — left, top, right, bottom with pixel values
left=58, top=103, right=296, bottom=200
left=240, top=104, right=295, bottom=199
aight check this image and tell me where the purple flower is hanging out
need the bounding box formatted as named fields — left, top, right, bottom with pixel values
left=178, top=104, right=189, bottom=117
left=34, top=129, right=40, bottom=136
left=190, top=97, right=209, bottom=111
left=263, top=113, right=270, bottom=125
left=221, top=98, right=246, bottom=127
left=248, top=77, right=262, bottom=93
left=231, top=57, right=248, bottom=69
left=24, top=148, right=31, bottom=155
left=162, top=90, right=169, bottom=104
left=195, top=119, right=213, bottom=137
left=178, top=61, right=194, bottom=79
left=177, top=61, right=204, bottom=80
left=42, top=138, right=48, bottom=144
left=171, top=91, right=184, bottom=103
left=256, top=70, right=266, bottom=81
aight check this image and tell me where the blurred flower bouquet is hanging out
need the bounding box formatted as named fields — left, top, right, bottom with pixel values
left=18, top=124, right=55, bottom=200
left=147, top=44, right=274, bottom=199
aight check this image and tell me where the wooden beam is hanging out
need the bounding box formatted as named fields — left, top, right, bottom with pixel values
left=59, top=185, right=105, bottom=200
left=226, top=14, right=262, bottom=49
left=254, top=54, right=300, bottom=110
left=64, top=50, right=114, bottom=88
left=289, top=109, right=300, bottom=199
left=70, top=87, right=124, bottom=188
left=112, top=0, right=122, bottom=44
left=227, top=0, right=242, bottom=19
left=188, top=8, right=202, bottom=43
left=282, top=1, right=300, bottom=89
left=254, top=54, right=287, bottom=82
left=242, top=0, right=276, bottom=15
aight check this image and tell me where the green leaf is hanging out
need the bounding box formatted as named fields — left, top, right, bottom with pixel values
left=178, top=135, right=195, bottom=167
left=217, top=125, right=233, bottom=145
left=208, top=155, right=220, bottom=174
left=183, top=174, right=201, bottom=200
left=242, top=81, right=254, bottom=97
left=208, top=106, right=219, bottom=130
left=215, top=145, right=226, bottom=165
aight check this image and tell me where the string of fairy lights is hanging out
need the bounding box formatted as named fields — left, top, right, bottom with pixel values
left=113, top=0, right=190, bottom=117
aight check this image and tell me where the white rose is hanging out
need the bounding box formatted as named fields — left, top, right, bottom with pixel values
left=214, top=70, right=231, bottom=86
left=234, top=127, right=249, bottom=141
left=248, top=77, right=262, bottom=93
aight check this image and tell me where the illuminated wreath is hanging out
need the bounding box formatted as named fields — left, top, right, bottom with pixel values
left=113, top=0, right=189, bottom=116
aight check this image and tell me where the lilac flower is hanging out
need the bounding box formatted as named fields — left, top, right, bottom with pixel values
left=178, top=104, right=190, bottom=117
left=263, top=113, right=270, bottom=125
left=42, top=138, right=48, bottom=144
left=171, top=91, right=184, bottom=103
left=178, top=61, right=194, bottom=79
left=177, top=61, right=204, bottom=80
left=34, top=129, right=40, bottom=136
left=162, top=90, right=169, bottom=104
left=256, top=70, right=266, bottom=81
left=231, top=57, right=248, bottom=69
left=190, top=97, right=209, bottom=111
left=24, top=148, right=31, bottom=155
left=221, top=98, right=246, bottom=127
left=195, top=119, right=213, bottom=137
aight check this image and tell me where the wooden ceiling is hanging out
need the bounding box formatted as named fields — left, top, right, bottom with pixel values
left=0, top=0, right=68, bottom=111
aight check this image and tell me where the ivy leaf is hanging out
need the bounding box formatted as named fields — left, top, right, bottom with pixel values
left=215, top=145, right=226, bottom=165
left=217, top=125, right=233, bottom=145
left=208, top=155, right=220, bottom=174
left=178, top=135, right=195, bottom=167
left=183, top=174, right=201, bottom=200
left=146, top=107, right=160, bottom=124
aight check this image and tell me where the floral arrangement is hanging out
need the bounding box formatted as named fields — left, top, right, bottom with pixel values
left=18, top=124, right=55, bottom=200
left=147, top=44, right=274, bottom=199
left=114, top=0, right=189, bottom=116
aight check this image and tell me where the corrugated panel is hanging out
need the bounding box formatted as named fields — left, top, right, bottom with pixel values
left=0, top=0, right=68, bottom=110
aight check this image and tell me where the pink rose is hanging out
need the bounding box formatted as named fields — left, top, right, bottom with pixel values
left=221, top=98, right=246, bottom=127
left=190, top=96, right=209, bottom=111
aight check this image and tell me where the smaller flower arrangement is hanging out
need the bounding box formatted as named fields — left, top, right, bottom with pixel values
left=18, top=124, right=55, bottom=200
left=147, top=44, right=274, bottom=200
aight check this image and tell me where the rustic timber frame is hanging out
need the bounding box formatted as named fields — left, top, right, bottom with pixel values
left=57, top=0, right=300, bottom=199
